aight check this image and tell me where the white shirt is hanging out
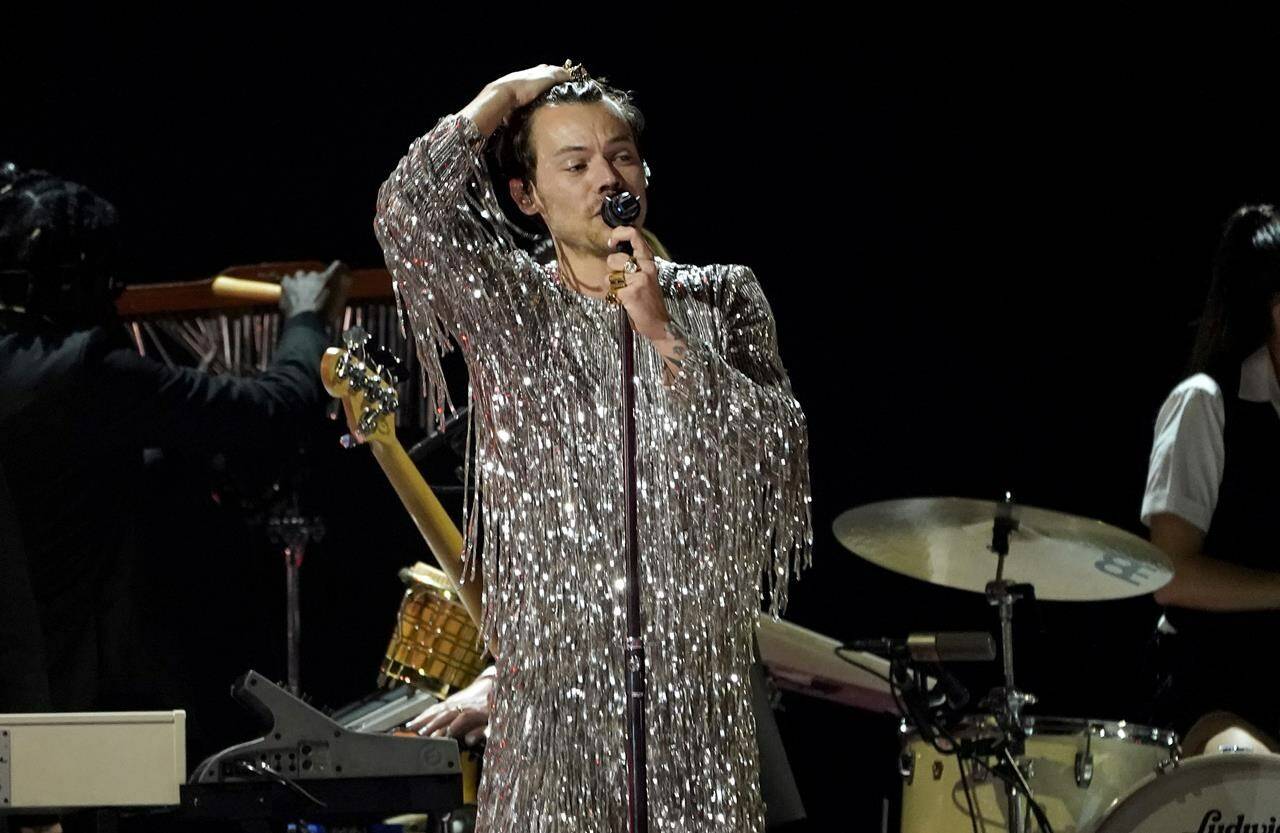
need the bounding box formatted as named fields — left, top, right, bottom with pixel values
left=1142, top=346, right=1280, bottom=531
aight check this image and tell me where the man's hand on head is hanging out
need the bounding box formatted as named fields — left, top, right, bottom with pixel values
left=463, top=64, right=573, bottom=138
left=493, top=64, right=575, bottom=110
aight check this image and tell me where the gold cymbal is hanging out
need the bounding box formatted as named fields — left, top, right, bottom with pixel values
left=832, top=497, right=1172, bottom=602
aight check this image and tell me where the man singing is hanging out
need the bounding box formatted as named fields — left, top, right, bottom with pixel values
left=374, top=63, right=812, bottom=832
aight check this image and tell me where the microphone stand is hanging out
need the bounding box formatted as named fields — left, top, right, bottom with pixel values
left=604, top=193, right=649, bottom=833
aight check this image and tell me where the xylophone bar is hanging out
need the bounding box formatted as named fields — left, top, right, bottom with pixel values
left=114, top=263, right=439, bottom=433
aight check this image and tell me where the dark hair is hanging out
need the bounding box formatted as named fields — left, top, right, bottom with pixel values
left=0, top=162, right=121, bottom=323
left=1189, top=205, right=1280, bottom=377
left=494, top=77, right=645, bottom=184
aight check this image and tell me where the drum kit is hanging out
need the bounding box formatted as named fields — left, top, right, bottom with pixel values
left=372, top=493, right=1280, bottom=832
left=832, top=494, right=1280, bottom=833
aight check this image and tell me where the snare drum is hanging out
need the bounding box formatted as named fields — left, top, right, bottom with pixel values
left=900, top=716, right=1178, bottom=832
left=1092, top=751, right=1280, bottom=833
left=379, top=562, right=487, bottom=697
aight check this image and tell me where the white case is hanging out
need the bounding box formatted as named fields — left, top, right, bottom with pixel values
left=0, top=710, right=185, bottom=810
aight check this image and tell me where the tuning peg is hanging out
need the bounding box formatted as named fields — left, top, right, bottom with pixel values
left=342, top=326, right=370, bottom=350
left=369, top=346, right=402, bottom=384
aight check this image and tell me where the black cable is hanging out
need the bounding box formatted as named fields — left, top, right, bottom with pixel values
left=886, top=660, right=980, bottom=831
left=982, top=748, right=1055, bottom=833
left=235, top=760, right=328, bottom=808
left=955, top=754, right=980, bottom=833
left=1016, top=761, right=1055, bottom=833
left=882, top=658, right=1054, bottom=833
left=893, top=665, right=961, bottom=757
left=832, top=646, right=894, bottom=685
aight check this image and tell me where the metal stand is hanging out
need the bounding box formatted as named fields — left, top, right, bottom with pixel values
left=601, top=192, right=651, bottom=833
left=982, top=493, right=1041, bottom=833
left=267, top=498, right=324, bottom=697
left=617, top=292, right=649, bottom=833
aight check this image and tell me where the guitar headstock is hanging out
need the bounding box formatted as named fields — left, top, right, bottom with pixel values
left=320, top=327, right=401, bottom=448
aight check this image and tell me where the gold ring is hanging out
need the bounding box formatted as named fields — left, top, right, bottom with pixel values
left=563, top=59, right=586, bottom=81
left=623, top=258, right=639, bottom=274
left=607, top=271, right=627, bottom=303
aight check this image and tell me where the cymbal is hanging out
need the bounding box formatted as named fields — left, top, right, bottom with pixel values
left=832, top=497, right=1172, bottom=601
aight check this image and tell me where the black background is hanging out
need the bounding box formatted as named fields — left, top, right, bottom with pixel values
left=6, top=24, right=1279, bottom=829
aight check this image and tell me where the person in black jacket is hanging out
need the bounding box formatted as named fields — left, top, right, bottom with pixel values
left=0, top=162, right=346, bottom=717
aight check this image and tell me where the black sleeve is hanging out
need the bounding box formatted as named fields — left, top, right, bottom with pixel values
left=0, top=454, right=53, bottom=712
left=85, top=312, right=330, bottom=451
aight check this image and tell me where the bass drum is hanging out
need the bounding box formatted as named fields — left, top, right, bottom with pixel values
left=1092, top=752, right=1280, bottom=833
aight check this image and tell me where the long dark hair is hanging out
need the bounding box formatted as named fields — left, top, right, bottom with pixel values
left=1189, top=204, right=1280, bottom=378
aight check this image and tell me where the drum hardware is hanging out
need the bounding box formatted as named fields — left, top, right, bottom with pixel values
left=990, top=745, right=1049, bottom=833
left=887, top=642, right=1055, bottom=832
left=900, top=716, right=1179, bottom=833
left=899, top=751, right=915, bottom=784
left=969, top=763, right=992, bottom=785
left=986, top=497, right=1034, bottom=746
left=838, top=493, right=1179, bottom=833
left=1074, top=732, right=1094, bottom=789
left=984, top=496, right=1051, bottom=833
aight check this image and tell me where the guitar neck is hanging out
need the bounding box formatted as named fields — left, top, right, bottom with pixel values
left=369, top=437, right=485, bottom=635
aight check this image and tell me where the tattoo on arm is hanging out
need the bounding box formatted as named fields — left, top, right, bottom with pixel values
left=663, top=320, right=688, bottom=367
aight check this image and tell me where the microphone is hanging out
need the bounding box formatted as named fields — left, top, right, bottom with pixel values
left=933, top=667, right=972, bottom=710
left=844, top=631, right=996, bottom=663
left=601, top=192, right=642, bottom=255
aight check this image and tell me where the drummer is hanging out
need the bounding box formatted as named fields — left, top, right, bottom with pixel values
left=1142, top=204, right=1280, bottom=752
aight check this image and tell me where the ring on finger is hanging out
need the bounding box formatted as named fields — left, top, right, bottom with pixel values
left=607, top=271, right=627, bottom=303
left=623, top=257, right=639, bottom=274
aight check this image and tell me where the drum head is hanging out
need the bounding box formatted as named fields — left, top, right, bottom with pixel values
left=1094, top=753, right=1280, bottom=833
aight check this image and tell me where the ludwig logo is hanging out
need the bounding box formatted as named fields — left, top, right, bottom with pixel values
left=1186, top=810, right=1280, bottom=833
